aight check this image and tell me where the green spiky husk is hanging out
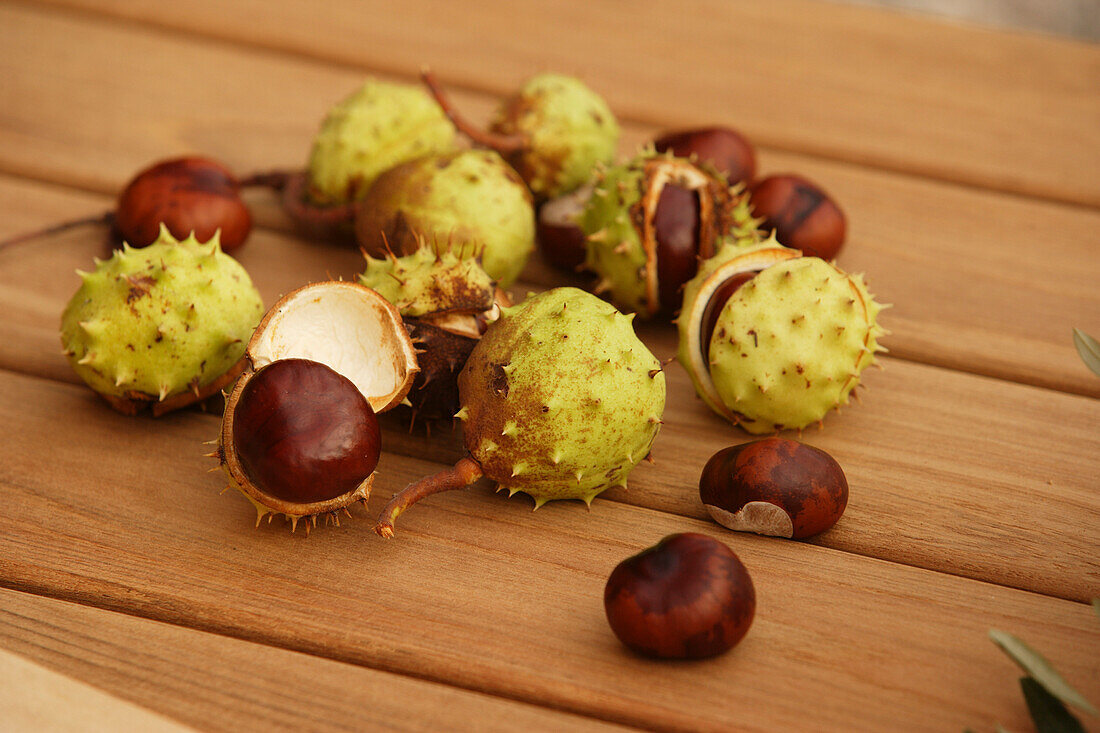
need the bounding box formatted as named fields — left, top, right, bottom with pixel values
left=492, top=74, right=619, bottom=200
left=457, top=288, right=665, bottom=506
left=708, top=257, right=887, bottom=433
left=355, top=149, right=533, bottom=286
left=60, top=226, right=264, bottom=410
left=307, top=79, right=456, bottom=206
left=359, top=244, right=496, bottom=318
left=580, top=152, right=761, bottom=315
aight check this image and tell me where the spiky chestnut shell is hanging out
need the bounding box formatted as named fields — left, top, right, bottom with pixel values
left=356, top=149, right=534, bottom=286
left=216, top=281, right=418, bottom=530
left=307, top=79, right=456, bottom=206
left=60, top=225, right=264, bottom=415
left=677, top=240, right=888, bottom=433
left=360, top=244, right=504, bottom=421
left=490, top=74, right=619, bottom=200
left=580, top=152, right=760, bottom=317
left=456, top=288, right=665, bottom=506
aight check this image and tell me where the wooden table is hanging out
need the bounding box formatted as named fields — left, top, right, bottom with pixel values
left=1, top=1, right=1098, bottom=730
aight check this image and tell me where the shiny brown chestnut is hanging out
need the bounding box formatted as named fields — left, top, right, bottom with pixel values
left=0, top=156, right=253, bottom=254
left=700, top=438, right=848, bottom=539
left=750, top=174, right=846, bottom=260
left=115, top=157, right=252, bottom=252
left=604, top=533, right=755, bottom=659
left=654, top=127, right=756, bottom=185
left=229, top=359, right=381, bottom=507
left=536, top=184, right=592, bottom=271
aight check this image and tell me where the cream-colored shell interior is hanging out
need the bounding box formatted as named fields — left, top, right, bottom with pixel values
left=248, top=282, right=417, bottom=413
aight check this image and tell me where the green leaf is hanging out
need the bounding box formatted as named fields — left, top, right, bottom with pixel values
left=1021, top=677, right=1086, bottom=733
left=989, top=630, right=1098, bottom=716
left=1072, top=329, right=1100, bottom=377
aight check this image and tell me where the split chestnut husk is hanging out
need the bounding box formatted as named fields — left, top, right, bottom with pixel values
left=580, top=153, right=761, bottom=318
left=216, top=281, right=418, bottom=530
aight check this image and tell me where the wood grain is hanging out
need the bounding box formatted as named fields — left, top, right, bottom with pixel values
left=0, top=587, right=628, bottom=732
left=0, top=370, right=1098, bottom=732
left=25, top=0, right=1100, bottom=207
left=1, top=171, right=1098, bottom=601
left=0, top=645, right=192, bottom=732
left=1, top=5, right=1098, bottom=396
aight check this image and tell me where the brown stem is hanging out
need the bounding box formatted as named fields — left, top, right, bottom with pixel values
left=420, top=68, right=528, bottom=154
left=278, top=171, right=356, bottom=229
left=0, top=211, right=114, bottom=252
left=375, top=457, right=483, bottom=538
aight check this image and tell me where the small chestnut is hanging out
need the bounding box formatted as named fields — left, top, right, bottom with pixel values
left=750, top=174, right=846, bottom=260
left=604, top=533, right=755, bottom=659
left=229, top=358, right=381, bottom=507
left=700, top=438, right=848, bottom=539
left=0, top=156, right=253, bottom=254
left=654, top=127, right=756, bottom=185
left=536, top=183, right=592, bottom=271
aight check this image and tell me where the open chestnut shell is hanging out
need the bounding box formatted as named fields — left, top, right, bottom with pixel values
left=604, top=533, right=755, bottom=659
left=700, top=438, right=848, bottom=539
left=217, top=281, right=418, bottom=529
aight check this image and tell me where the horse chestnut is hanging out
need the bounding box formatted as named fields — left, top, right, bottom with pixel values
left=654, top=127, right=756, bottom=185
left=750, top=174, right=846, bottom=260
left=229, top=359, right=381, bottom=508
left=536, top=184, right=592, bottom=271
left=604, top=533, right=755, bottom=659
left=700, top=438, right=848, bottom=539
left=115, top=157, right=252, bottom=252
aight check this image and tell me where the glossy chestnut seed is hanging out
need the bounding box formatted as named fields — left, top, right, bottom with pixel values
left=654, top=127, right=756, bottom=185
left=604, top=533, right=755, bottom=659
left=232, top=359, right=381, bottom=505
left=536, top=185, right=592, bottom=271
left=654, top=185, right=702, bottom=311
left=699, top=270, right=757, bottom=355
left=750, top=174, right=845, bottom=260
left=115, top=157, right=252, bottom=252
left=700, top=438, right=848, bottom=539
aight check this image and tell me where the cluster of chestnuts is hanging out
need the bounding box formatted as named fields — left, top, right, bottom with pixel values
left=41, top=67, right=878, bottom=666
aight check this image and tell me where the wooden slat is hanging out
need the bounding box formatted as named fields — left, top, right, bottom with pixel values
left=1, top=370, right=1097, bottom=732
left=0, top=588, right=627, bottom=732
left=1, top=173, right=1098, bottom=602
left=1, top=6, right=1097, bottom=397
left=0, top=645, right=191, bottom=732
left=25, top=0, right=1100, bottom=207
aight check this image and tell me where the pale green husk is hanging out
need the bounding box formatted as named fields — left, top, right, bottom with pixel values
left=580, top=152, right=761, bottom=316
left=60, top=226, right=264, bottom=404
left=707, top=256, right=887, bottom=433
left=357, top=150, right=534, bottom=286
left=492, top=74, right=619, bottom=199
left=457, top=288, right=665, bottom=506
left=360, top=245, right=496, bottom=318
left=307, top=79, right=456, bottom=205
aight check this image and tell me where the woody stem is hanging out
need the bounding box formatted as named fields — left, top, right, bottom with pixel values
left=375, top=457, right=484, bottom=538
left=420, top=68, right=527, bottom=153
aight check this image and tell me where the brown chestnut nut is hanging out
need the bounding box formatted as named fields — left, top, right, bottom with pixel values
left=536, top=183, right=592, bottom=271
left=750, top=174, right=845, bottom=260
left=226, top=358, right=381, bottom=509
left=115, top=157, right=253, bottom=252
left=700, top=437, right=848, bottom=539
left=654, top=127, right=756, bottom=185
left=604, top=533, right=755, bottom=659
